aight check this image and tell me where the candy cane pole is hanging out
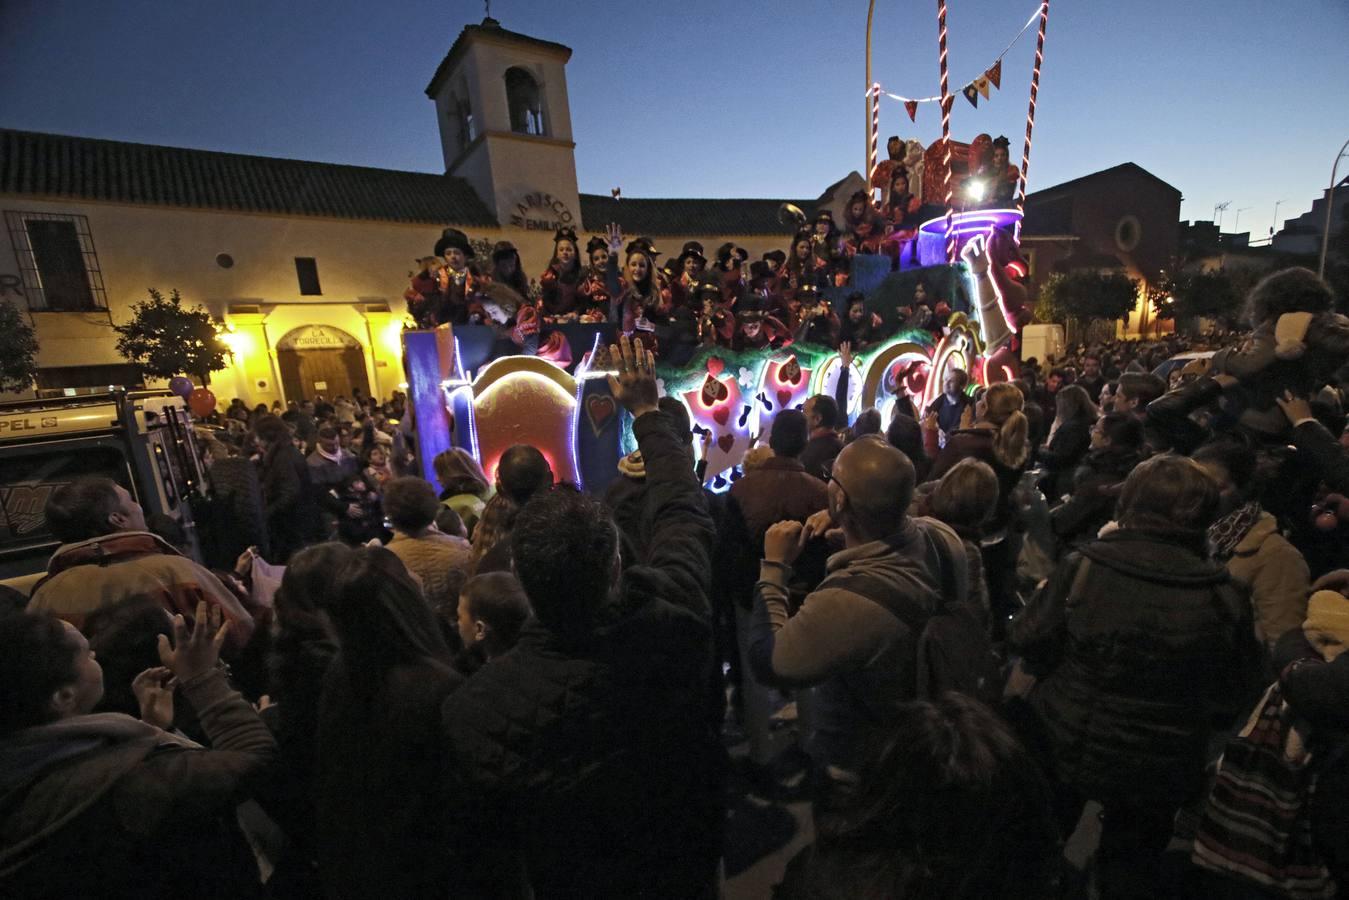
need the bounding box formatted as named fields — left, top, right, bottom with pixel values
left=869, top=84, right=881, bottom=186
left=1016, top=0, right=1050, bottom=234
left=937, top=0, right=954, bottom=262
left=866, top=0, right=877, bottom=179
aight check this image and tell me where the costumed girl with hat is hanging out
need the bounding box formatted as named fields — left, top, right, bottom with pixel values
left=882, top=167, right=922, bottom=265
left=605, top=225, right=670, bottom=354
left=670, top=241, right=706, bottom=310
left=733, top=301, right=791, bottom=352
left=404, top=228, right=481, bottom=327
left=792, top=282, right=841, bottom=348
left=475, top=241, right=530, bottom=326
left=576, top=236, right=613, bottom=323
left=539, top=227, right=584, bottom=321
left=713, top=243, right=749, bottom=308
left=841, top=190, right=888, bottom=259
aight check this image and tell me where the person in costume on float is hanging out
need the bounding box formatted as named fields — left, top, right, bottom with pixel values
left=404, top=228, right=480, bottom=327
left=733, top=306, right=792, bottom=352
left=748, top=259, right=785, bottom=311
left=793, top=283, right=841, bottom=348
left=690, top=278, right=736, bottom=349
left=713, top=243, right=749, bottom=309
left=839, top=292, right=887, bottom=352
left=988, top=136, right=1019, bottom=206
left=539, top=227, right=584, bottom=321
left=841, top=190, right=888, bottom=259
left=869, top=135, right=907, bottom=194
left=784, top=231, right=818, bottom=294
left=811, top=210, right=847, bottom=288
left=477, top=241, right=530, bottom=326
left=605, top=226, right=669, bottom=352
left=762, top=249, right=787, bottom=281
left=576, top=236, right=613, bottom=323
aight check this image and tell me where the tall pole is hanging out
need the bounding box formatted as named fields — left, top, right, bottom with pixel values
left=1318, top=137, right=1349, bottom=278
left=937, top=0, right=954, bottom=262
left=866, top=0, right=877, bottom=180
left=1015, top=1, right=1049, bottom=219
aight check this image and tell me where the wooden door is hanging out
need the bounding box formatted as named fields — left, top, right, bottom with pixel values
left=279, top=348, right=371, bottom=402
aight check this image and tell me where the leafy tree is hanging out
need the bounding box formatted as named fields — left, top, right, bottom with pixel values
left=114, top=288, right=229, bottom=385
left=1155, top=270, right=1238, bottom=325
left=0, top=303, right=40, bottom=393
left=1037, top=270, right=1139, bottom=327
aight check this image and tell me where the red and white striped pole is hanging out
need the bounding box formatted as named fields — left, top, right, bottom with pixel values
left=869, top=83, right=881, bottom=190
left=936, top=0, right=955, bottom=262
left=1016, top=1, right=1050, bottom=233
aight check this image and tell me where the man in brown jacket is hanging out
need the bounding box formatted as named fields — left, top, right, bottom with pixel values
left=720, top=410, right=830, bottom=774
left=27, top=477, right=254, bottom=647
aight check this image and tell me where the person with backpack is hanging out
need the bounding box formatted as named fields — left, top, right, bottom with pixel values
left=1007, top=454, right=1255, bottom=900
left=751, top=434, right=974, bottom=806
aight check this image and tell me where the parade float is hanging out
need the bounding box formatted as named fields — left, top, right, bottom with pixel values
left=403, top=1, right=1051, bottom=493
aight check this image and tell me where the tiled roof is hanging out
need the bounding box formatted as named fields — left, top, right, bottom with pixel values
left=579, top=195, right=816, bottom=236
left=0, top=128, right=498, bottom=226
left=1025, top=162, right=1181, bottom=201
left=426, top=18, right=573, bottom=97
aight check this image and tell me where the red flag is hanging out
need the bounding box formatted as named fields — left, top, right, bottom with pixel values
left=904, top=99, right=918, bottom=122
left=987, top=59, right=1002, bottom=89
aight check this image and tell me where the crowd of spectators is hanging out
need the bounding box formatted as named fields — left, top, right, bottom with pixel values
left=2, top=265, right=1348, bottom=899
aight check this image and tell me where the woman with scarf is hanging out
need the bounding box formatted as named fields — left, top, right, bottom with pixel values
left=605, top=226, right=669, bottom=352
left=1194, top=440, right=1312, bottom=649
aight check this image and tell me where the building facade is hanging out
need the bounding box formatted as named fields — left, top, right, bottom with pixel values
left=1, top=16, right=1183, bottom=404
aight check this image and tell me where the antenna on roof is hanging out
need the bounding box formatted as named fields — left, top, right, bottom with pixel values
left=1213, top=200, right=1231, bottom=229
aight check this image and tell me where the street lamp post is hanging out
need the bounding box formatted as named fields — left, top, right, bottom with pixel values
left=1319, top=137, right=1349, bottom=278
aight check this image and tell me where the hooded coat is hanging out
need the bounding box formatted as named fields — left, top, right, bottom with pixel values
left=0, top=669, right=275, bottom=899
left=1010, top=529, right=1253, bottom=802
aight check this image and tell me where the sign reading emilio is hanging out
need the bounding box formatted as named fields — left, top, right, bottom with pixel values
left=510, top=192, right=575, bottom=231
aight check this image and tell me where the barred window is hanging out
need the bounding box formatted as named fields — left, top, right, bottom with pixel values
left=4, top=211, right=108, bottom=312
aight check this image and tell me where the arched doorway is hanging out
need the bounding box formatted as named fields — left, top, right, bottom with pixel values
left=276, top=325, right=371, bottom=403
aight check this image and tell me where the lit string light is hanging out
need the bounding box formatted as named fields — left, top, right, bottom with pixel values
left=1016, top=0, right=1050, bottom=240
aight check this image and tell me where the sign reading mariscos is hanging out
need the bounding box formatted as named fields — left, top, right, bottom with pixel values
left=510, top=192, right=575, bottom=231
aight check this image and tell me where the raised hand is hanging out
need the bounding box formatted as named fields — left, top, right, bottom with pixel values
left=605, top=334, right=659, bottom=418
left=1275, top=390, right=1314, bottom=425
left=157, top=600, right=230, bottom=683
left=764, top=520, right=806, bottom=566
left=961, top=232, right=990, bottom=276
left=131, top=666, right=176, bottom=729
left=839, top=341, right=853, bottom=368
left=607, top=222, right=624, bottom=255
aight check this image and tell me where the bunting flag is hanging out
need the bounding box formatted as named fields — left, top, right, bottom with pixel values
left=869, top=1, right=1041, bottom=107
left=976, top=76, right=991, bottom=99
left=962, top=84, right=980, bottom=107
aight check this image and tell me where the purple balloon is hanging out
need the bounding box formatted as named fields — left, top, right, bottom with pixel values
left=168, top=376, right=194, bottom=398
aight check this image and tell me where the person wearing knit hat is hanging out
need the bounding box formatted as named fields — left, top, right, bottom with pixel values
left=1303, top=589, right=1349, bottom=661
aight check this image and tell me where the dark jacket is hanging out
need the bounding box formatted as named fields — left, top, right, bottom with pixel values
left=1050, top=448, right=1140, bottom=548
left=0, top=670, right=275, bottom=899
left=1037, top=415, right=1093, bottom=501
left=928, top=428, right=1026, bottom=531
left=1291, top=418, right=1349, bottom=495
left=260, top=442, right=319, bottom=563
left=799, top=431, right=845, bottom=480
left=1010, top=530, right=1253, bottom=802
left=316, top=657, right=463, bottom=900
left=440, top=410, right=723, bottom=898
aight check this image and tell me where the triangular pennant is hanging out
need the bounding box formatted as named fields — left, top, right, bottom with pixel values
left=904, top=99, right=918, bottom=122
left=976, top=76, right=991, bottom=100
left=987, top=59, right=1002, bottom=89
left=962, top=84, right=979, bottom=108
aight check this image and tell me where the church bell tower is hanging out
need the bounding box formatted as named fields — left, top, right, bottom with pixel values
left=426, top=17, right=582, bottom=235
